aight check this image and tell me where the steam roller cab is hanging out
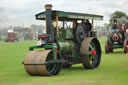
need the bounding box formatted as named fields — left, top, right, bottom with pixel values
left=23, top=4, right=103, bottom=76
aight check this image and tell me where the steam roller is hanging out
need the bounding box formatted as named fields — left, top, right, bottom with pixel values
left=105, top=18, right=128, bottom=54
left=23, top=4, right=103, bottom=76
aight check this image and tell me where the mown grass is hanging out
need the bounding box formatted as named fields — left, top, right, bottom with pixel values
left=0, top=38, right=128, bottom=85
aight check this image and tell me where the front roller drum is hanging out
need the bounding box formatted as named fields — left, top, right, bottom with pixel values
left=80, top=38, right=101, bottom=69
left=24, top=50, right=62, bottom=76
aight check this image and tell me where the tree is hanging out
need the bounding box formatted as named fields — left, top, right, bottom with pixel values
left=30, top=24, right=45, bottom=33
left=104, top=23, right=110, bottom=31
left=109, top=11, right=128, bottom=24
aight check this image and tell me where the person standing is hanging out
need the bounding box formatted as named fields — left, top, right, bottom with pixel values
left=84, top=19, right=92, bottom=36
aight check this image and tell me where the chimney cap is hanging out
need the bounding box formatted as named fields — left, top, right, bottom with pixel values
left=45, top=4, right=52, bottom=9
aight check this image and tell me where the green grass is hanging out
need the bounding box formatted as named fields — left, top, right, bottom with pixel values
left=0, top=38, right=128, bottom=85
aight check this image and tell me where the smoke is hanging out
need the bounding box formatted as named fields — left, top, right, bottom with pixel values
left=0, top=7, right=4, bottom=12
left=117, top=17, right=128, bottom=24
left=0, top=7, right=9, bottom=23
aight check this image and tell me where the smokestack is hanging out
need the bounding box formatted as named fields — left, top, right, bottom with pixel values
left=45, top=4, right=53, bottom=35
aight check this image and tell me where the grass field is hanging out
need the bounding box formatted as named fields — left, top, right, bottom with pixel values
left=0, top=37, right=128, bottom=85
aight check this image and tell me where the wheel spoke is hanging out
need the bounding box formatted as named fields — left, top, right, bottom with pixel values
left=89, top=45, right=93, bottom=50
left=90, top=56, right=95, bottom=64
left=92, top=42, right=96, bottom=50
left=89, top=51, right=92, bottom=55
left=90, top=42, right=96, bottom=50
left=92, top=56, right=95, bottom=60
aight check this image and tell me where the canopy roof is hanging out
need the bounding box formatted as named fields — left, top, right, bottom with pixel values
left=35, top=10, right=103, bottom=21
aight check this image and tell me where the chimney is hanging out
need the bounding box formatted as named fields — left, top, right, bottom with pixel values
left=45, top=4, right=53, bottom=35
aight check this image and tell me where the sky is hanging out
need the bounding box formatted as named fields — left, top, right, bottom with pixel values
left=0, top=0, right=128, bottom=29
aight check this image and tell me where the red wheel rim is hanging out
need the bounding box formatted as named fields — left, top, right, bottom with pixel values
left=107, top=41, right=109, bottom=52
left=126, top=40, right=128, bottom=53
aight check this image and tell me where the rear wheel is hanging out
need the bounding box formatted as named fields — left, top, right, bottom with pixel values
left=80, top=38, right=101, bottom=69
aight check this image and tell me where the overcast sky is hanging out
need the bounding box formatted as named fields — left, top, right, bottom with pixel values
left=0, top=0, right=128, bottom=29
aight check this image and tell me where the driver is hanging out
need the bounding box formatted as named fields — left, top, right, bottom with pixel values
left=84, top=19, right=92, bottom=36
